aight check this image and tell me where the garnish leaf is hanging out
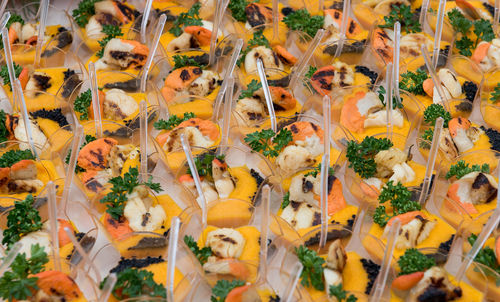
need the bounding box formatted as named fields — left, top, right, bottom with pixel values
left=379, top=4, right=421, bottom=33
left=0, top=149, right=35, bottom=168
left=281, top=192, right=290, bottom=209
left=244, top=128, right=293, bottom=158
left=447, top=9, right=495, bottom=56
left=423, top=104, right=451, bottom=128
left=187, top=152, right=225, bottom=178
left=329, top=284, right=358, bottom=302
left=172, top=55, right=207, bottom=70
left=211, top=279, right=246, bottom=302
left=295, top=245, right=325, bottom=291
left=399, top=70, right=428, bottom=96
left=73, top=89, right=92, bottom=121
left=346, top=136, right=393, bottom=179
left=2, top=195, right=43, bottom=246
left=72, top=0, right=101, bottom=27
left=377, top=86, right=402, bottom=109
left=0, top=63, right=23, bottom=91
left=237, top=30, right=270, bottom=66
left=154, top=112, right=195, bottom=131
left=398, top=248, right=435, bottom=276
left=304, top=163, right=335, bottom=178
left=283, top=9, right=324, bottom=39
left=96, top=25, right=123, bottom=58
left=238, top=79, right=262, bottom=99
left=373, top=181, right=421, bottom=227
left=419, top=128, right=434, bottom=149
left=446, top=160, right=490, bottom=179
left=169, top=3, right=203, bottom=37
left=228, top=0, right=250, bottom=22
left=183, top=235, right=212, bottom=264
left=467, top=234, right=500, bottom=285
left=101, top=267, right=166, bottom=300
left=490, top=83, right=500, bottom=103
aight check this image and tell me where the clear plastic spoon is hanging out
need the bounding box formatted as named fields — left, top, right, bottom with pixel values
left=334, top=0, right=351, bottom=58
left=0, top=11, right=10, bottom=32
left=282, top=262, right=303, bottom=302
left=88, top=62, right=103, bottom=138
left=140, top=100, right=148, bottom=180
left=47, top=181, right=61, bottom=271
left=421, top=45, right=450, bottom=111
left=385, top=63, right=393, bottom=139
left=319, top=153, right=330, bottom=248
left=418, top=117, right=444, bottom=206
left=495, top=0, right=500, bottom=33
left=61, top=124, right=84, bottom=214
left=2, top=27, right=18, bottom=110
left=34, top=0, right=49, bottom=68
left=0, top=242, right=22, bottom=278
left=323, top=95, right=331, bottom=157
left=166, top=216, right=180, bottom=302
left=369, top=218, right=401, bottom=302
left=63, top=227, right=102, bottom=282
left=209, top=0, right=229, bottom=65
left=140, top=0, right=154, bottom=44
left=432, top=0, right=446, bottom=69
left=289, top=29, right=325, bottom=88
left=98, top=273, right=116, bottom=302
left=256, top=58, right=276, bottom=132
left=14, top=79, right=38, bottom=159
left=141, top=13, right=167, bottom=93
left=216, top=76, right=234, bottom=156
left=393, top=22, right=401, bottom=105
left=419, top=0, right=430, bottom=27
left=0, top=1, right=8, bottom=23
left=180, top=134, right=207, bottom=228
left=258, top=185, right=271, bottom=283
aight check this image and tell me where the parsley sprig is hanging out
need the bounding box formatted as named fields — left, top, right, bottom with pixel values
left=172, top=55, right=207, bottom=70
left=379, top=4, right=421, bottom=33
left=329, top=284, right=358, bottom=302
left=419, top=128, right=434, bottom=149
left=237, top=30, right=270, bottom=66
left=373, top=181, right=421, bottom=227
left=228, top=0, right=251, bottom=22
left=238, top=79, right=262, bottom=99
left=72, top=0, right=101, bottom=27
left=399, top=70, right=428, bottom=96
left=468, top=234, right=500, bottom=285
left=100, top=167, right=162, bottom=220
left=0, top=244, right=49, bottom=301
left=0, top=110, right=9, bottom=144
left=244, top=128, right=293, bottom=158
left=2, top=194, right=43, bottom=246
left=346, top=136, right=393, bottom=179
left=154, top=112, right=195, bottom=131
left=397, top=248, right=435, bottom=276
left=423, top=104, right=451, bottom=128
left=184, top=235, right=212, bottom=264
left=73, top=89, right=92, bottom=120
left=295, top=245, right=325, bottom=291
left=281, top=191, right=290, bottom=209
left=211, top=279, right=246, bottom=302
left=446, top=160, right=490, bottom=179
left=447, top=9, right=495, bottom=56
left=169, top=3, right=203, bottom=37
left=187, top=152, right=225, bottom=178
left=102, top=267, right=166, bottom=300
left=283, top=9, right=324, bottom=39
left=0, top=63, right=23, bottom=91
left=304, top=163, right=335, bottom=178
left=490, top=83, right=500, bottom=103
left=65, top=134, right=96, bottom=173
left=377, top=86, right=402, bottom=109
left=0, top=149, right=35, bottom=168
left=96, top=25, right=123, bottom=58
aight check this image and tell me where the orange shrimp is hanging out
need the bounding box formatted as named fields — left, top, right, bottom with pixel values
left=340, top=90, right=367, bottom=133
left=120, top=39, right=149, bottom=66
left=360, top=181, right=380, bottom=199
left=471, top=42, right=491, bottom=64
left=448, top=117, right=471, bottom=138
left=185, top=26, right=212, bottom=46
left=225, top=284, right=251, bottom=302
left=77, top=137, right=118, bottom=171
left=387, top=211, right=426, bottom=227
left=177, top=118, right=220, bottom=140
left=112, top=1, right=132, bottom=23
left=57, top=219, right=75, bottom=247
left=324, top=9, right=362, bottom=38
left=446, top=182, right=478, bottom=214
left=315, top=176, right=347, bottom=215
left=33, top=270, right=83, bottom=300
left=269, top=86, right=297, bottom=110
left=496, top=236, right=500, bottom=265
left=273, top=45, right=298, bottom=65
left=18, top=67, right=29, bottom=89
left=162, top=67, right=203, bottom=103
left=103, top=213, right=133, bottom=240
left=89, top=90, right=106, bottom=119
left=392, top=272, right=424, bottom=290
left=156, top=132, right=170, bottom=147
left=422, top=78, right=434, bottom=97
left=8, top=26, right=17, bottom=45
left=0, top=167, right=10, bottom=187
left=284, top=121, right=325, bottom=144
left=228, top=260, right=250, bottom=280
left=372, top=28, right=393, bottom=63
left=311, top=66, right=336, bottom=96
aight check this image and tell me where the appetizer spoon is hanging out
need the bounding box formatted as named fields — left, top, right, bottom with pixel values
left=140, top=101, right=148, bottom=180
left=323, top=95, right=331, bottom=157
left=2, top=27, right=17, bottom=110
left=89, top=62, right=103, bottom=138
left=256, top=58, right=276, bottom=132
left=47, top=181, right=61, bottom=271
left=209, top=0, right=229, bottom=65
left=386, top=63, right=393, bottom=139
left=34, top=0, right=49, bottom=68
left=393, top=22, right=401, bottom=105
left=282, top=262, right=303, bottom=302
left=334, top=0, right=351, bottom=58
left=0, top=0, right=8, bottom=23
left=167, top=216, right=181, bottom=302
left=432, top=0, right=446, bottom=69
left=98, top=273, right=116, bottom=302
left=272, top=0, right=279, bottom=39
left=141, top=13, right=167, bottom=93
left=0, top=11, right=10, bottom=32
left=495, top=0, right=499, bottom=33
left=216, top=76, right=234, bottom=156
left=289, top=29, right=325, bottom=89
left=140, top=0, right=154, bottom=44
left=419, top=117, right=444, bottom=205
left=422, top=45, right=450, bottom=111
left=258, top=185, right=271, bottom=283
left=0, top=242, right=22, bottom=278
left=15, top=79, right=39, bottom=158
left=61, top=124, right=84, bottom=214
left=319, top=153, right=330, bottom=248
left=420, top=0, right=430, bottom=28
left=63, top=227, right=102, bottom=283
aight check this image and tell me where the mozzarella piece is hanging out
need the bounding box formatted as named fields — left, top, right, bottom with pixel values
left=289, top=174, right=317, bottom=204
left=389, top=162, right=416, bottom=184
left=294, top=133, right=323, bottom=157
left=206, top=228, right=245, bottom=258
left=356, top=92, right=383, bottom=116
left=332, top=61, right=354, bottom=87
left=393, top=217, right=436, bottom=249
left=103, top=88, right=139, bottom=120
left=452, top=128, right=474, bottom=153
left=433, top=84, right=452, bottom=104
left=324, top=268, right=343, bottom=289
left=364, top=109, right=403, bottom=128
left=438, top=68, right=462, bottom=98
left=124, top=192, right=167, bottom=232
left=276, top=145, right=315, bottom=174
left=487, top=39, right=500, bottom=68
left=14, top=117, right=48, bottom=151
left=280, top=201, right=321, bottom=230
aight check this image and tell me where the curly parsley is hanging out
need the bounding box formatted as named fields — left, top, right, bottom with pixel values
left=490, top=83, right=500, bottom=103
left=238, top=79, right=262, bottom=99
left=329, top=284, right=358, bottom=302
left=283, top=9, right=324, bottom=39
left=154, top=112, right=195, bottom=131
left=304, top=163, right=335, bottom=178
left=377, top=86, right=402, bottom=109
left=65, top=134, right=96, bottom=173
left=0, top=63, right=23, bottom=91
left=211, top=279, right=246, bottom=302
left=228, top=0, right=251, bottom=22
left=373, top=181, right=421, bottom=227
left=2, top=195, right=43, bottom=246
left=244, top=128, right=293, bottom=158
left=172, top=55, right=207, bottom=70
left=423, top=104, right=451, bottom=127
left=399, top=70, right=428, bottom=96
left=281, top=191, right=290, bottom=209
left=379, top=4, right=421, bottom=33
left=102, top=267, right=166, bottom=300
left=72, top=0, right=101, bottom=27
left=187, top=152, right=225, bottom=178
left=237, top=30, right=270, bottom=66
left=184, top=235, right=212, bottom=264
left=467, top=234, right=500, bottom=285
left=169, top=3, right=203, bottom=37
left=346, top=136, right=393, bottom=179
left=419, top=128, right=434, bottom=149
left=446, top=160, right=490, bottom=179
left=398, top=248, right=435, bottom=276
left=447, top=9, right=495, bottom=56
left=295, top=245, right=325, bottom=291
left=73, top=89, right=92, bottom=120
left=96, top=25, right=123, bottom=58
left=0, top=149, right=35, bottom=168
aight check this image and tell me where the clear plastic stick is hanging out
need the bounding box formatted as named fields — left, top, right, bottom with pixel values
left=180, top=134, right=207, bottom=228
left=272, top=0, right=279, bottom=39
left=98, top=273, right=116, bottom=302
left=289, top=29, right=325, bottom=88
left=209, top=0, right=229, bottom=65
left=3, top=27, right=17, bottom=110
left=258, top=185, right=271, bottom=283
left=334, top=0, right=351, bottom=58
left=282, top=262, right=303, bottom=302
left=421, top=46, right=450, bottom=111
left=393, top=22, right=401, bottom=105
left=89, top=62, right=103, bottom=138
left=256, top=58, right=276, bottom=132
left=141, top=14, right=167, bottom=93
left=63, top=227, right=102, bottom=283
left=420, top=0, right=430, bottom=27
left=323, top=95, right=331, bottom=157
left=61, top=124, right=84, bottom=214
left=0, top=11, right=10, bottom=31
left=0, top=242, right=22, bottom=278
left=217, top=76, right=234, bottom=156
left=166, top=216, right=180, bottom=302
left=418, top=117, right=444, bottom=205
left=456, top=179, right=500, bottom=281
left=385, top=63, right=393, bottom=139
left=47, top=181, right=61, bottom=271
left=140, top=0, right=154, bottom=44
left=432, top=0, right=446, bottom=69
left=369, top=218, right=401, bottom=302
left=319, top=153, right=330, bottom=248
left=139, top=101, right=148, bottom=180
left=495, top=0, right=500, bottom=33
left=213, top=38, right=243, bottom=118
left=15, top=79, right=38, bottom=159
left=0, top=1, right=8, bottom=23
left=34, top=0, right=49, bottom=68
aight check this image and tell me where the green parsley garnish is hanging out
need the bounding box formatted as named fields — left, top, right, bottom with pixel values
left=346, top=136, right=393, bottom=179
left=96, top=25, right=123, bottom=58
left=154, top=112, right=195, bottom=131
left=72, top=0, right=101, bottom=27
left=100, top=167, right=162, bottom=220
left=423, top=104, right=451, bottom=128
left=419, top=128, right=434, bottom=149
left=0, top=63, right=23, bottom=91
left=467, top=234, right=500, bottom=286
left=237, top=30, right=270, bottom=66
left=228, top=0, right=252, bottom=22
left=172, top=55, right=207, bottom=70
left=169, top=2, right=203, bottom=37
left=0, top=110, right=9, bottom=144
left=305, top=66, right=317, bottom=79
left=283, top=9, right=324, bottom=39
left=73, top=89, right=92, bottom=120
left=238, top=79, right=262, bottom=99
left=0, top=244, right=49, bottom=301
left=211, top=279, right=246, bottom=302
left=373, top=181, right=421, bottom=227
left=379, top=4, right=421, bottom=33
left=446, top=160, right=490, bottom=179
left=102, top=267, right=166, bottom=300
left=377, top=86, right=402, bottom=109
left=304, top=163, right=335, bottom=178
left=295, top=245, right=325, bottom=291
left=281, top=192, right=290, bottom=209
left=65, top=134, right=96, bottom=173
left=399, top=70, right=428, bottom=96
left=244, top=128, right=293, bottom=158
left=0, top=149, right=35, bottom=168
left=447, top=9, right=495, bottom=56
left=329, top=284, right=358, bottom=302
left=397, top=248, right=435, bottom=276
left=490, top=83, right=500, bottom=103
left=183, top=235, right=212, bottom=265
left=187, top=152, right=225, bottom=178
left=2, top=195, right=43, bottom=246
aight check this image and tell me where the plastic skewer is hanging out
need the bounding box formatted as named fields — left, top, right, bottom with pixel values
left=369, top=219, right=401, bottom=302
left=393, top=22, right=401, bottom=105
left=420, top=0, right=430, bottom=28
left=432, top=0, right=446, bottom=69
left=495, top=0, right=500, bottom=33
left=166, top=216, right=180, bottom=302
left=319, top=153, right=330, bottom=248
left=272, top=0, right=279, bottom=39
left=3, top=27, right=18, bottom=111
left=34, top=0, right=49, bottom=68
left=64, top=227, right=102, bottom=283
left=0, top=1, right=8, bottom=24
left=98, top=273, right=116, bottom=302
left=15, top=79, right=39, bottom=159
left=334, top=0, right=350, bottom=58
left=455, top=175, right=500, bottom=281
left=421, top=46, right=450, bottom=111
left=386, top=63, right=393, bottom=139
left=419, top=117, right=444, bottom=205
left=217, top=76, right=234, bottom=156
left=88, top=62, right=103, bottom=138
left=61, top=124, right=84, bottom=214
left=0, top=11, right=10, bottom=32
left=0, top=242, right=22, bottom=278
left=282, top=262, right=303, bottom=302
left=258, top=185, right=271, bottom=283
left=209, top=0, right=229, bottom=65
left=140, top=0, right=154, bottom=44
left=139, top=101, right=148, bottom=181
left=323, top=95, right=331, bottom=157
left=47, top=181, right=61, bottom=271
left=141, top=14, right=167, bottom=93
left=180, top=134, right=207, bottom=228
left=289, top=29, right=325, bottom=88
left=256, top=58, right=277, bottom=132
